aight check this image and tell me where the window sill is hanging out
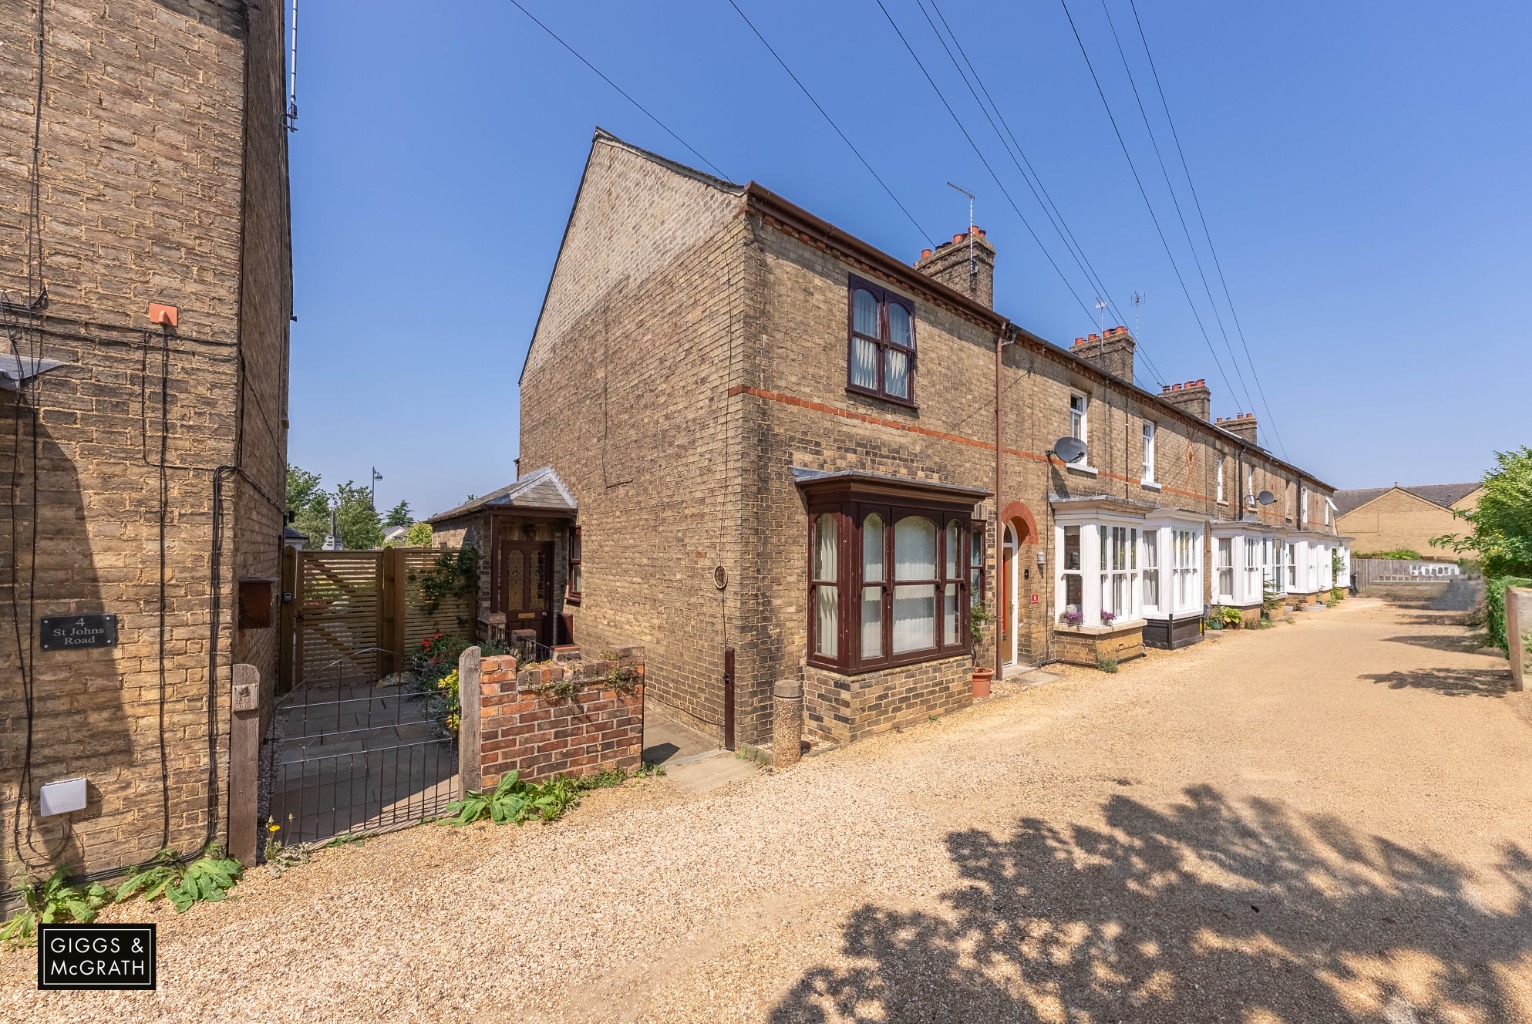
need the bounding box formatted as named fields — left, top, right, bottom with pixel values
left=1065, top=463, right=1099, bottom=477
left=565, top=594, right=582, bottom=607
left=1140, top=481, right=1162, bottom=492
left=806, top=649, right=971, bottom=677
left=845, top=385, right=918, bottom=412
left=1055, top=619, right=1145, bottom=636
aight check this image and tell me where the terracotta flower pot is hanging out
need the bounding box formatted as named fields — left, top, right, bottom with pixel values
left=972, top=667, right=994, bottom=698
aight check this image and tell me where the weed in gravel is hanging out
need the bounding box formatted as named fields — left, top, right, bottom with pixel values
left=1, top=867, right=111, bottom=948
left=443, top=771, right=579, bottom=826
left=263, top=817, right=312, bottom=877
left=1096, top=656, right=1120, bottom=674
left=735, top=745, right=771, bottom=766
left=117, top=843, right=242, bottom=912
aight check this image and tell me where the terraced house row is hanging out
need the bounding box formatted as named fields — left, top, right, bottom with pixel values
left=456, top=130, right=1345, bottom=751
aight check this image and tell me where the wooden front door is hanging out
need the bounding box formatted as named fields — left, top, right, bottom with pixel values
left=496, top=540, right=555, bottom=646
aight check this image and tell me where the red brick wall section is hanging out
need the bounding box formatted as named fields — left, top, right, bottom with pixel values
left=478, top=648, right=645, bottom=788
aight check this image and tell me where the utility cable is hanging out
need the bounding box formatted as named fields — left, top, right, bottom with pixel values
left=872, top=0, right=1124, bottom=370
left=1126, top=0, right=1289, bottom=458
left=1056, top=0, right=1238, bottom=406
left=726, top=0, right=935, bottom=246
left=1096, top=0, right=1256, bottom=417
left=916, top=0, right=1169, bottom=388
left=504, top=0, right=729, bottom=181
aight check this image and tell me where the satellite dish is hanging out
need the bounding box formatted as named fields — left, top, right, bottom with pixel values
left=1049, top=436, right=1087, bottom=464
left=1257, top=490, right=1277, bottom=506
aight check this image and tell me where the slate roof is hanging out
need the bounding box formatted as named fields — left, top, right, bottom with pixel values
left=1333, top=482, right=1480, bottom=516
left=427, top=466, right=576, bottom=524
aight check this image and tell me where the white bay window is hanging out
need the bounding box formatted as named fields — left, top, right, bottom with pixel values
left=1054, top=502, right=1149, bottom=629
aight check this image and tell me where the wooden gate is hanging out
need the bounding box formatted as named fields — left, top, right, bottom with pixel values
left=280, top=547, right=473, bottom=693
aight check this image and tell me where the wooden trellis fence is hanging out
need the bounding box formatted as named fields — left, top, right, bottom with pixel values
left=278, top=547, right=474, bottom=693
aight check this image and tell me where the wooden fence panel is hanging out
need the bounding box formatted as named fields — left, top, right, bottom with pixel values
left=284, top=547, right=472, bottom=691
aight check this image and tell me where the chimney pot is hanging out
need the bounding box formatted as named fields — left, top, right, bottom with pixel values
left=919, top=248, right=932, bottom=260
left=953, top=232, right=965, bottom=245
left=975, top=227, right=986, bottom=238
left=1074, top=337, right=1085, bottom=346
left=1087, top=333, right=1099, bottom=342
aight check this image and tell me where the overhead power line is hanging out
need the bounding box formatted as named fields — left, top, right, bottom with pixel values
left=1096, top=0, right=1257, bottom=421
left=724, top=0, right=934, bottom=246
left=505, top=0, right=728, bottom=180
left=1125, top=0, right=1289, bottom=459
left=873, top=0, right=1162, bottom=387
left=916, top=0, right=1168, bottom=388
left=1057, top=0, right=1241, bottom=409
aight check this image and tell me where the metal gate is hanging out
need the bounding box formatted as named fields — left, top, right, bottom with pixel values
left=266, top=649, right=459, bottom=843
left=267, top=548, right=474, bottom=843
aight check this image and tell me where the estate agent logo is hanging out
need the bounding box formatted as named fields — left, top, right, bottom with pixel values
left=37, top=924, right=156, bottom=990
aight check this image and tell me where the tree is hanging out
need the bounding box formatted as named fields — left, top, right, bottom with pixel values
left=383, top=500, right=413, bottom=528
left=405, top=521, right=433, bottom=547
left=334, top=480, right=384, bottom=550
left=1432, top=446, right=1532, bottom=578
left=286, top=464, right=331, bottom=550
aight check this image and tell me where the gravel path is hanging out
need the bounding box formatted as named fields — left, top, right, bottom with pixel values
left=6, top=598, right=1532, bottom=1023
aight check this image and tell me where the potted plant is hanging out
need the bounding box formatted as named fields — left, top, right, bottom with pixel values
left=970, top=602, right=994, bottom=697
left=1059, top=610, right=1084, bottom=628
left=1100, top=610, right=1116, bottom=626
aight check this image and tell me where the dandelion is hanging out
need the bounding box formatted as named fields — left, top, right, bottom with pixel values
left=267, top=823, right=281, bottom=832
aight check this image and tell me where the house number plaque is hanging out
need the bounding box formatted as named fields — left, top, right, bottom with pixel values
left=40, top=614, right=118, bottom=651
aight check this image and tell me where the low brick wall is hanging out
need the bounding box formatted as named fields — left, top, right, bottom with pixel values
left=803, top=655, right=971, bottom=746
left=475, top=647, right=645, bottom=787
left=1053, top=622, right=1146, bottom=667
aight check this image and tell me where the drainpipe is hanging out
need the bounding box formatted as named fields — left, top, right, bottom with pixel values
left=994, top=321, right=1010, bottom=684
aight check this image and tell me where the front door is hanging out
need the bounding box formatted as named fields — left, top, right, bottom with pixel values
left=497, top=539, right=555, bottom=646
left=1002, top=524, right=1019, bottom=666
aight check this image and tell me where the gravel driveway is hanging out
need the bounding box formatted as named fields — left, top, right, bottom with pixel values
left=7, top=597, right=1532, bottom=1023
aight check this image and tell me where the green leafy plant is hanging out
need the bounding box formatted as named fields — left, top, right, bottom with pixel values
left=1205, top=606, right=1225, bottom=631
left=1, top=868, right=111, bottom=947
left=1220, top=606, right=1243, bottom=629
left=1432, top=447, right=1532, bottom=578
left=1354, top=548, right=1424, bottom=561
left=969, top=601, right=993, bottom=646
left=442, top=771, right=579, bottom=826
left=116, top=843, right=242, bottom=912
left=1486, top=577, right=1532, bottom=654
left=410, top=547, right=477, bottom=614
left=1095, top=655, right=1119, bottom=674
left=1261, top=575, right=1284, bottom=621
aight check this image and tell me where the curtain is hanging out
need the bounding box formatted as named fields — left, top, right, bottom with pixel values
left=884, top=348, right=909, bottom=398
left=862, top=514, right=884, bottom=658
left=852, top=338, right=878, bottom=390
left=893, top=517, right=936, bottom=653
left=813, top=514, right=837, bottom=657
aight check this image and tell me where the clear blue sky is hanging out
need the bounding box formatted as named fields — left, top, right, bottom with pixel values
left=289, top=0, right=1532, bottom=519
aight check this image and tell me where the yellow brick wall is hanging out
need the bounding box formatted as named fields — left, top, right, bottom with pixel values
left=1338, top=489, right=1473, bottom=558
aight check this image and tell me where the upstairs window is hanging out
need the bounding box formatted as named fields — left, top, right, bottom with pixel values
left=1141, top=422, right=1156, bottom=483
left=1068, top=393, right=1089, bottom=463
left=848, top=276, right=916, bottom=405
left=1216, top=455, right=1226, bottom=503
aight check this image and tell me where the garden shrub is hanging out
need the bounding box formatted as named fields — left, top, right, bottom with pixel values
left=1486, top=577, right=1532, bottom=654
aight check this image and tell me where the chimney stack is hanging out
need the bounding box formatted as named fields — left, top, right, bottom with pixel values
left=1216, top=412, right=1259, bottom=448
left=914, top=227, right=995, bottom=309
left=1159, top=378, right=1211, bottom=422
left=1071, top=325, right=1136, bottom=383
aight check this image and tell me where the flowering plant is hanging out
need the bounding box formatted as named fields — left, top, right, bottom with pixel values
left=1060, top=610, right=1084, bottom=627
left=1100, top=610, right=1116, bottom=625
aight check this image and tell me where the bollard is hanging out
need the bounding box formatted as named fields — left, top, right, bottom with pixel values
left=772, top=679, right=803, bottom=769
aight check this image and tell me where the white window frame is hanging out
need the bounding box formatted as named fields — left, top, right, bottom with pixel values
left=1144, top=515, right=1203, bottom=618
left=1300, top=486, right=1310, bottom=525
left=1141, top=422, right=1157, bottom=485
left=1215, top=537, right=1234, bottom=603
left=1216, top=454, right=1226, bottom=504
left=1054, top=511, right=1147, bottom=629
left=1068, top=392, right=1089, bottom=465
left=1142, top=528, right=1160, bottom=614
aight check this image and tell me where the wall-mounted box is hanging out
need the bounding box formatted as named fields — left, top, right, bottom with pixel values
left=238, top=577, right=277, bottom=630
left=39, top=777, right=88, bottom=816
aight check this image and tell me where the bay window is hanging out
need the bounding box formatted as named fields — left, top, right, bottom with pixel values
left=802, top=474, right=982, bottom=673
left=1142, top=529, right=1161, bottom=613
left=1244, top=537, right=1262, bottom=599
left=1054, top=504, right=1150, bottom=628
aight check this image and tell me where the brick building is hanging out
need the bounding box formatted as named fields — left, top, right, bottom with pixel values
left=1335, top=482, right=1482, bottom=558
left=1, top=0, right=290, bottom=887
left=496, top=130, right=1341, bottom=749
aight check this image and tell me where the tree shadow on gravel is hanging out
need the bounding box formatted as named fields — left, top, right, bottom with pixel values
left=1363, top=666, right=1511, bottom=698
left=1382, top=633, right=1499, bottom=656
left=770, top=786, right=1532, bottom=1024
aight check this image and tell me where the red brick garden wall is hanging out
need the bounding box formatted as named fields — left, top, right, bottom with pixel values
left=478, top=648, right=645, bottom=787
